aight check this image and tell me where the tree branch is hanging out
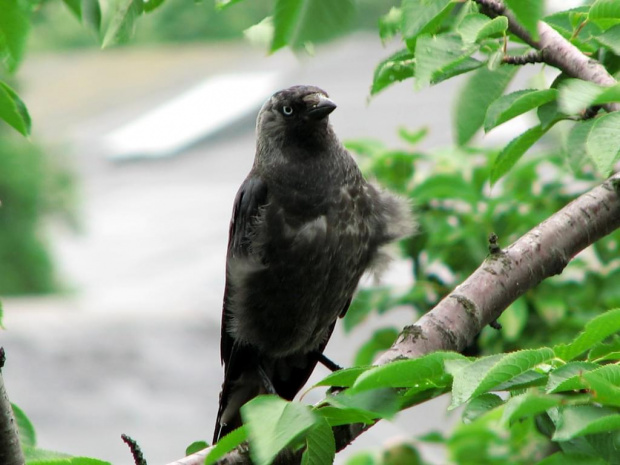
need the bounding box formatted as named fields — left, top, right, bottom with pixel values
left=475, top=0, right=619, bottom=111
left=169, top=173, right=620, bottom=465
left=0, top=348, right=26, bottom=465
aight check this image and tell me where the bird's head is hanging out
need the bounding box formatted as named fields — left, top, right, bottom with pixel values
left=256, top=85, right=337, bottom=149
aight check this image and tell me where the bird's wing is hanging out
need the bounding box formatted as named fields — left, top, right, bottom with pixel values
left=220, top=175, right=268, bottom=365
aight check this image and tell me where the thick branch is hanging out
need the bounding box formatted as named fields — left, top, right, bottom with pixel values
left=0, top=349, right=26, bottom=465
left=170, top=173, right=620, bottom=464
left=475, top=0, right=619, bottom=111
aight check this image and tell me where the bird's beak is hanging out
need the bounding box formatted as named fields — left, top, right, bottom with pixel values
left=307, top=94, right=337, bottom=120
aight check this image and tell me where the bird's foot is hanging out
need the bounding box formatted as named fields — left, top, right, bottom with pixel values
left=257, top=364, right=277, bottom=394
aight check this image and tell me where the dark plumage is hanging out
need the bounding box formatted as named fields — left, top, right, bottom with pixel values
left=213, top=85, right=413, bottom=443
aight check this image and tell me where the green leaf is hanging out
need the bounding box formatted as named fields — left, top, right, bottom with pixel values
left=490, top=124, right=548, bottom=185
left=12, top=403, right=36, bottom=448
left=270, top=0, right=355, bottom=52
left=0, top=300, right=4, bottom=328
left=354, top=328, right=399, bottom=366
left=326, top=388, right=399, bottom=420
left=409, top=173, right=481, bottom=205
left=558, top=79, right=606, bottom=115
left=583, top=369, right=620, bottom=407
left=382, top=443, right=423, bottom=465
left=563, top=119, right=596, bottom=172
left=589, top=337, right=620, bottom=362
left=205, top=426, right=247, bottom=464
left=379, top=7, right=402, bottom=43
left=454, top=65, right=517, bottom=145
left=242, top=396, right=316, bottom=465
left=458, top=14, right=507, bottom=44
left=555, top=308, right=620, bottom=361
left=300, top=416, right=335, bottom=465
left=484, top=89, right=558, bottom=132
left=546, top=361, right=599, bottom=393
left=370, top=49, right=415, bottom=96
left=401, top=0, right=456, bottom=42
left=102, top=0, right=144, bottom=48
left=398, top=127, right=428, bottom=146
left=501, top=391, right=562, bottom=426
left=462, top=393, right=504, bottom=423
left=586, top=112, right=620, bottom=176
left=314, top=405, right=377, bottom=426
left=448, top=348, right=555, bottom=409
left=504, top=0, right=543, bottom=40
left=589, top=0, right=620, bottom=31
left=185, top=440, right=208, bottom=456
left=353, top=352, right=466, bottom=392
left=414, top=33, right=477, bottom=89
left=143, top=0, right=165, bottom=13
left=82, top=0, right=102, bottom=32
left=28, top=459, right=110, bottom=465
left=63, top=0, right=82, bottom=18
left=552, top=405, right=620, bottom=441
left=0, top=0, right=30, bottom=72
left=314, top=366, right=370, bottom=389
left=343, top=288, right=393, bottom=333
left=596, top=24, right=620, bottom=54
left=0, top=81, right=31, bottom=136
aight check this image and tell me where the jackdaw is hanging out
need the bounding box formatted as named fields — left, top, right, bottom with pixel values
left=213, top=85, right=413, bottom=443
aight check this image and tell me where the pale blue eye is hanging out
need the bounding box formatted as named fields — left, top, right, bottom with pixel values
left=282, top=106, right=294, bottom=116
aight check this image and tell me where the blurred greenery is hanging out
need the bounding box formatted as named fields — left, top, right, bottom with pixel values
left=27, top=0, right=400, bottom=51
left=0, top=129, right=76, bottom=295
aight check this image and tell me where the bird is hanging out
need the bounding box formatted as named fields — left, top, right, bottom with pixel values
left=213, top=85, right=413, bottom=443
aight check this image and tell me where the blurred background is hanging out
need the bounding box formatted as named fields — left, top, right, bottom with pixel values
left=0, top=0, right=466, bottom=463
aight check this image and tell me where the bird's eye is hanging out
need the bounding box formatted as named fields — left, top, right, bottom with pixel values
left=282, top=106, right=294, bottom=116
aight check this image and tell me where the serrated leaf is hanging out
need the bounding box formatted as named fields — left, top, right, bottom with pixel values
left=370, top=49, right=415, bottom=96
left=205, top=426, right=247, bottom=464
left=12, top=403, right=36, bottom=448
left=458, top=14, right=507, bottom=44
left=492, top=370, right=547, bottom=391
left=449, top=348, right=554, bottom=409
left=552, top=405, right=620, bottom=441
left=546, top=361, right=599, bottom=393
left=501, top=391, right=562, bottom=426
left=102, top=0, right=143, bottom=48
left=0, top=0, right=30, bottom=72
left=414, top=33, right=477, bottom=89
left=353, top=352, right=465, bottom=392
left=242, top=396, right=316, bottom=465
left=314, top=366, right=371, bottom=389
left=300, top=416, right=335, bottom=465
left=454, top=65, right=517, bottom=145
left=27, top=457, right=110, bottom=465
left=401, top=0, right=456, bottom=42
left=22, top=448, right=71, bottom=462
left=589, top=0, right=620, bottom=31
left=563, top=119, right=596, bottom=172
left=462, top=393, right=504, bottom=423
left=586, top=111, right=620, bottom=176
left=504, top=0, right=542, bottom=40
left=589, top=337, right=620, bottom=362
left=270, top=0, right=355, bottom=52
left=497, top=299, right=528, bottom=342
left=484, top=89, right=558, bottom=132
left=490, top=124, right=548, bottom=185
left=583, top=368, right=620, bottom=407
left=555, top=309, right=620, bottom=361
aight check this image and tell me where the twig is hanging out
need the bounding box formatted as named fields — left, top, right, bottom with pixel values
left=121, top=434, right=148, bottom=465
left=0, top=348, right=26, bottom=465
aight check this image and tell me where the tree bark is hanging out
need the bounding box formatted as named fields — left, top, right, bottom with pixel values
left=0, top=349, right=26, bottom=465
